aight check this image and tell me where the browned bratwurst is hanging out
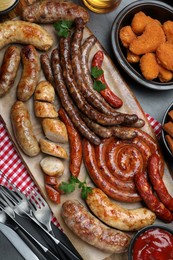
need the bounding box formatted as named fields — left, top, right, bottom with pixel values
left=0, top=46, right=20, bottom=97
left=22, top=0, right=89, bottom=24
left=17, top=45, right=41, bottom=102
left=51, top=48, right=101, bottom=145
left=61, top=200, right=131, bottom=254
left=11, top=101, right=40, bottom=157
left=59, top=35, right=138, bottom=126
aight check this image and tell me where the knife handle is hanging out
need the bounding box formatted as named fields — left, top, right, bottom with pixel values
left=14, top=226, right=47, bottom=260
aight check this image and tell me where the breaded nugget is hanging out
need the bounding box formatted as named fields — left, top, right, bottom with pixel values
left=131, top=11, right=154, bottom=35
left=156, top=42, right=173, bottom=71
left=129, top=20, right=166, bottom=55
left=140, top=53, right=159, bottom=80
left=119, top=25, right=137, bottom=48
left=127, top=50, right=140, bottom=63
left=158, top=64, right=173, bottom=82
left=163, top=21, right=173, bottom=44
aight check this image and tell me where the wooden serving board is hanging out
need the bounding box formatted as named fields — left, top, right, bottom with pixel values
left=1, top=1, right=173, bottom=259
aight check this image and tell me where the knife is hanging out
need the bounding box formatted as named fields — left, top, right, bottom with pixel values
left=0, top=223, right=39, bottom=260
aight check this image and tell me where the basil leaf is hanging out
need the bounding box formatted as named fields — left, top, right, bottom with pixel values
left=93, top=80, right=106, bottom=92
left=91, top=66, right=103, bottom=79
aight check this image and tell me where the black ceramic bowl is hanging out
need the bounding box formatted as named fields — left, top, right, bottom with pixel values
left=128, top=224, right=173, bottom=260
left=162, top=101, right=173, bottom=157
left=0, top=0, right=19, bottom=15
left=111, top=0, right=173, bottom=90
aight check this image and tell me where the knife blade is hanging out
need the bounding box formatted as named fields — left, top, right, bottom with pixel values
left=0, top=222, right=39, bottom=260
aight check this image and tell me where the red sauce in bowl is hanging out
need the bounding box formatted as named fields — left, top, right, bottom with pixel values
left=132, top=228, right=173, bottom=260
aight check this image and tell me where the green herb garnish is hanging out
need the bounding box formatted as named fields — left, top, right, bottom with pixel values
left=59, top=176, right=92, bottom=199
left=93, top=80, right=106, bottom=92
left=53, top=20, right=73, bottom=37
left=91, top=66, right=103, bottom=78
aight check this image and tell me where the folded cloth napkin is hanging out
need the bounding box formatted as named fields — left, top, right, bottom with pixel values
left=0, top=114, right=162, bottom=227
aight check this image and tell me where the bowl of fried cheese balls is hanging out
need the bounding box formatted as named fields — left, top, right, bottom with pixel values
left=111, top=0, right=173, bottom=90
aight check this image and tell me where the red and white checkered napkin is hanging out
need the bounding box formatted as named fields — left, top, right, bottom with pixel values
left=0, top=114, right=162, bottom=226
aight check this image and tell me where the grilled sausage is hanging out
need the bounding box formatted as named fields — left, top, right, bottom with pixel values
left=51, top=48, right=101, bottom=145
left=148, top=153, right=173, bottom=211
left=0, top=20, right=53, bottom=51
left=86, top=188, right=156, bottom=231
left=22, top=0, right=89, bottom=24
left=11, top=101, right=40, bottom=157
left=17, top=45, right=40, bottom=101
left=40, top=53, right=54, bottom=85
left=58, top=107, right=82, bottom=178
left=134, top=171, right=173, bottom=223
left=61, top=200, right=131, bottom=253
left=0, top=46, right=20, bottom=97
left=83, top=139, right=141, bottom=202
left=60, top=35, right=138, bottom=126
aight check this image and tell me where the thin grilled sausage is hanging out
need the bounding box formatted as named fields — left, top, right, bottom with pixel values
left=58, top=107, right=82, bottom=177
left=148, top=153, right=173, bottom=211
left=60, top=35, right=138, bottom=126
left=0, top=20, right=53, bottom=51
left=40, top=53, right=54, bottom=85
left=134, top=171, right=173, bottom=223
left=0, top=46, right=21, bottom=97
left=11, top=101, right=40, bottom=157
left=83, top=139, right=141, bottom=202
left=61, top=200, right=131, bottom=254
left=86, top=188, right=156, bottom=231
left=51, top=48, right=101, bottom=145
left=17, top=45, right=41, bottom=101
left=22, top=0, right=89, bottom=24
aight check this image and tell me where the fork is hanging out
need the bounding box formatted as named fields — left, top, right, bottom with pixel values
left=0, top=185, right=82, bottom=260
left=0, top=198, right=60, bottom=260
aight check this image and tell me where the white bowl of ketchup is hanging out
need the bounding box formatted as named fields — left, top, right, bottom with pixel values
left=128, top=225, right=173, bottom=260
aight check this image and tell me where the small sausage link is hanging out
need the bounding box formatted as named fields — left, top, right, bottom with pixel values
left=148, top=153, right=173, bottom=211
left=51, top=48, right=101, bottom=145
left=62, top=199, right=131, bottom=254
left=58, top=107, right=82, bottom=177
left=134, top=171, right=173, bottom=223
left=40, top=53, right=54, bottom=85
left=17, top=45, right=41, bottom=101
left=86, top=188, right=156, bottom=231
left=83, top=139, right=141, bottom=202
left=11, top=101, right=40, bottom=157
left=0, top=46, right=21, bottom=97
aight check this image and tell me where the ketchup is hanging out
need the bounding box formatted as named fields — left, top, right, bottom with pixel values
left=132, top=228, right=173, bottom=260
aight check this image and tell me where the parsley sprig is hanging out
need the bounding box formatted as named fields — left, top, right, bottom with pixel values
left=91, top=66, right=106, bottom=92
left=59, top=176, right=92, bottom=199
left=54, top=20, right=73, bottom=37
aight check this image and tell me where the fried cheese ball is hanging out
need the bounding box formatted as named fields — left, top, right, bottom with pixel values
left=156, top=42, right=173, bottom=71
left=158, top=64, right=173, bottom=82
left=163, top=21, right=173, bottom=44
left=129, top=20, right=166, bottom=55
left=131, top=11, right=154, bottom=35
left=140, top=53, right=159, bottom=80
left=127, top=50, right=140, bottom=63
left=119, top=25, right=137, bottom=48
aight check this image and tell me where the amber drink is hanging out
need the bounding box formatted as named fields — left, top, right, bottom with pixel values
left=82, top=0, right=122, bottom=14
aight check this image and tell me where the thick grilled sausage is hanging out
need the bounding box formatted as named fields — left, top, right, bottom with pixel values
left=148, top=153, right=173, bottom=211
left=61, top=200, right=131, bottom=253
left=60, top=35, right=138, bottom=126
left=17, top=45, right=40, bottom=101
left=40, top=53, right=54, bottom=85
left=86, top=188, right=156, bottom=231
left=51, top=48, right=101, bottom=145
left=0, top=20, right=53, bottom=51
left=58, top=107, right=82, bottom=177
left=0, top=46, right=20, bottom=97
left=95, top=138, right=137, bottom=193
left=83, top=139, right=141, bottom=202
left=134, top=171, right=173, bottom=223
left=22, top=0, right=89, bottom=24
left=11, top=101, right=40, bottom=157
